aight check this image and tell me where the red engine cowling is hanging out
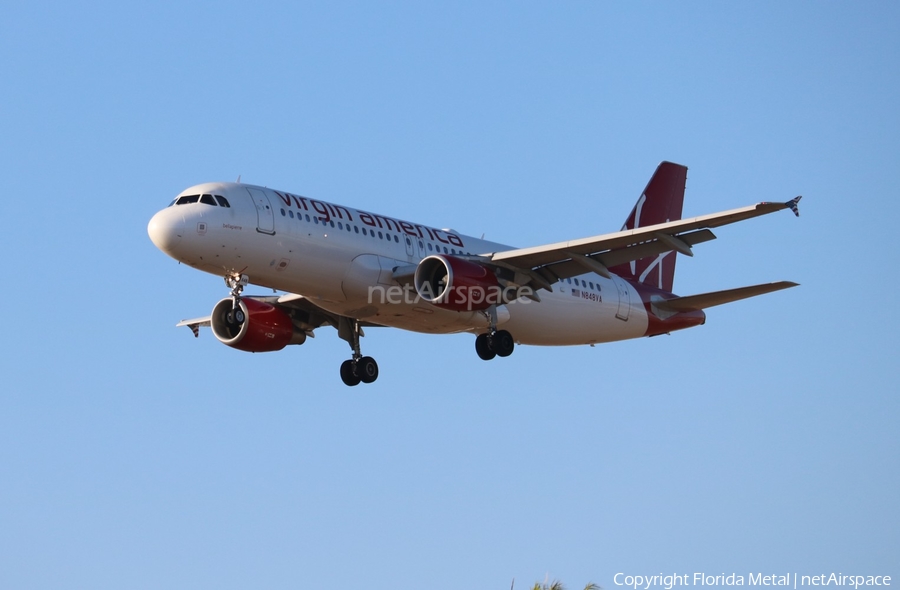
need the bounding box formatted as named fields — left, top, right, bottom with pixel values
left=210, top=297, right=303, bottom=353
left=414, top=255, right=505, bottom=311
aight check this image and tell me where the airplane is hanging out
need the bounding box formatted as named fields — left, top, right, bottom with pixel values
left=148, top=161, right=800, bottom=386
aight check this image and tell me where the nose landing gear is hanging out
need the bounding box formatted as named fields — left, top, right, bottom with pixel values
left=221, top=272, right=250, bottom=327
left=225, top=273, right=249, bottom=308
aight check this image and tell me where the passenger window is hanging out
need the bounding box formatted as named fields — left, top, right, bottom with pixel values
left=280, top=208, right=286, bottom=216
left=589, top=282, right=594, bottom=289
left=362, top=228, right=367, bottom=235
left=394, top=235, right=399, bottom=243
left=214, top=195, right=230, bottom=207
left=289, top=211, right=294, bottom=218
left=330, top=221, right=335, bottom=228
left=314, top=217, right=319, bottom=224
left=354, top=226, right=359, bottom=234
left=428, top=243, right=433, bottom=251
left=378, top=231, right=383, bottom=239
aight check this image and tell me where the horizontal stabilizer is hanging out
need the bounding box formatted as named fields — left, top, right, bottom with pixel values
left=657, top=281, right=798, bottom=312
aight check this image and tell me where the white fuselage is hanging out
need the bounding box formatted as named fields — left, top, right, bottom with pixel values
left=148, top=182, right=650, bottom=345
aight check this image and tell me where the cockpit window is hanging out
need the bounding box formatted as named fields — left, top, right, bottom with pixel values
left=174, top=194, right=222, bottom=206
left=214, top=195, right=230, bottom=208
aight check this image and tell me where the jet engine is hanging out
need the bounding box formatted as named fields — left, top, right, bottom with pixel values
left=210, top=297, right=306, bottom=353
left=414, top=255, right=510, bottom=312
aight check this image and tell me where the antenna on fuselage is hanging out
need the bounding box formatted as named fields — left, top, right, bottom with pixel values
left=236, top=175, right=241, bottom=183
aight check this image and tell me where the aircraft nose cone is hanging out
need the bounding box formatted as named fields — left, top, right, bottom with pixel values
left=148, top=209, right=184, bottom=256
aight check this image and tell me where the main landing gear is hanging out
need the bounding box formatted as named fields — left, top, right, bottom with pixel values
left=338, top=317, right=378, bottom=387
left=475, top=305, right=515, bottom=361
left=475, top=329, right=515, bottom=360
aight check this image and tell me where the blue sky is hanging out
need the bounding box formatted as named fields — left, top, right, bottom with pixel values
left=1, top=2, right=897, bottom=589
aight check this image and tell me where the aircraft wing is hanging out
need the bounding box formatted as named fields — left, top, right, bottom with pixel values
left=176, top=316, right=211, bottom=337
left=176, top=293, right=383, bottom=338
left=272, top=293, right=385, bottom=330
left=486, top=197, right=801, bottom=290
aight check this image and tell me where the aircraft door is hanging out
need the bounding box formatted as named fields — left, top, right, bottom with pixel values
left=613, top=275, right=631, bottom=321
left=404, top=235, right=415, bottom=262
left=413, top=238, right=428, bottom=260
left=246, top=187, right=275, bottom=235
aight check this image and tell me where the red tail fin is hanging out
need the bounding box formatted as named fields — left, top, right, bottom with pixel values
left=609, top=161, right=687, bottom=293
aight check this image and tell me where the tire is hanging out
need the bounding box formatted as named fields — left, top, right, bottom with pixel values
left=340, top=359, right=361, bottom=386
left=475, top=333, right=496, bottom=361
left=493, top=330, right=515, bottom=357
left=358, top=356, right=379, bottom=384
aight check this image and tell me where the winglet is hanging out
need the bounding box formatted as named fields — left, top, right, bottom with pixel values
left=787, top=196, right=801, bottom=217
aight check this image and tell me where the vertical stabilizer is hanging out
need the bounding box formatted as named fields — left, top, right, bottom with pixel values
left=609, top=161, right=687, bottom=293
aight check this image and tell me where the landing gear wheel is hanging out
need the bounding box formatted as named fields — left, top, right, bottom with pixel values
left=475, top=333, right=496, bottom=361
left=492, top=330, right=515, bottom=357
left=340, top=359, right=361, bottom=387
left=225, top=308, right=244, bottom=328
left=357, top=356, right=379, bottom=384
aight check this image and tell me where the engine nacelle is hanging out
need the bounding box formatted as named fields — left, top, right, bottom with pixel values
left=414, top=255, right=510, bottom=311
left=210, top=297, right=305, bottom=353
